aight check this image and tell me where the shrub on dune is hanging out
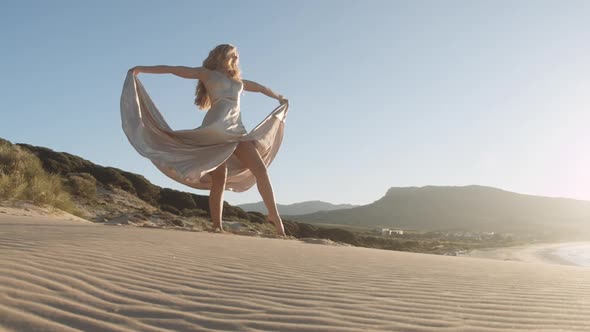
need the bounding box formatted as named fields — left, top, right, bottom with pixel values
left=0, top=143, right=78, bottom=214
left=66, top=172, right=97, bottom=200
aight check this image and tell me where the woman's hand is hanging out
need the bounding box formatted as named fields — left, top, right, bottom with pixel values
left=278, top=95, right=288, bottom=105
left=129, top=66, right=142, bottom=76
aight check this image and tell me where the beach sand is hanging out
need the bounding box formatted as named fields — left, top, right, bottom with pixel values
left=2, top=214, right=590, bottom=331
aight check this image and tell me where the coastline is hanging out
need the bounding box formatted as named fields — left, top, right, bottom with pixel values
left=463, top=242, right=590, bottom=267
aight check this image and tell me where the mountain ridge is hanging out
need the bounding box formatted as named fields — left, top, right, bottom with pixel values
left=288, top=185, right=590, bottom=235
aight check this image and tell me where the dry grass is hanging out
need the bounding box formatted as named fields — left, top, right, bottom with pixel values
left=66, top=172, right=97, bottom=199
left=0, top=144, right=80, bottom=216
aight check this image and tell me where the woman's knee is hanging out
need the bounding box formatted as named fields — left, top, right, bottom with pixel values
left=249, top=162, right=268, bottom=179
left=210, top=162, right=228, bottom=182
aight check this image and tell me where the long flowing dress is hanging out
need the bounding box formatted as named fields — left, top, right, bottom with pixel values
left=120, top=70, right=289, bottom=192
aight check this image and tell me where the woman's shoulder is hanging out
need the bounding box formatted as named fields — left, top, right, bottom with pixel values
left=192, top=67, right=217, bottom=81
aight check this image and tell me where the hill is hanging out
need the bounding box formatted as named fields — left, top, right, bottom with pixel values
left=0, top=137, right=379, bottom=245
left=3, top=137, right=580, bottom=250
left=0, top=137, right=273, bottom=229
left=288, top=185, right=590, bottom=236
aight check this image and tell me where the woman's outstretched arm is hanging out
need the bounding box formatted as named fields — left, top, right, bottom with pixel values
left=129, top=65, right=210, bottom=81
left=243, top=79, right=288, bottom=105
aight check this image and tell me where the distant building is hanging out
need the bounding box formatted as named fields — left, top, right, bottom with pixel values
left=381, top=228, right=404, bottom=236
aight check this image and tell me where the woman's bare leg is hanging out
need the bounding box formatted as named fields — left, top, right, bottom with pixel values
left=233, top=141, right=285, bottom=236
left=208, top=162, right=228, bottom=231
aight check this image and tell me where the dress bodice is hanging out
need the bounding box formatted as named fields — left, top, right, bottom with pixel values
left=200, top=70, right=247, bottom=135
left=205, top=70, right=243, bottom=105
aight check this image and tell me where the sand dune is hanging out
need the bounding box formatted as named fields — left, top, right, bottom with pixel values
left=1, top=215, right=590, bottom=331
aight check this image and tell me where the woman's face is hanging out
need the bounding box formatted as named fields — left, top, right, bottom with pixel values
left=222, top=50, right=239, bottom=69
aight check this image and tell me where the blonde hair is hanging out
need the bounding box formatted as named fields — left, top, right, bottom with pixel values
left=195, top=44, right=242, bottom=110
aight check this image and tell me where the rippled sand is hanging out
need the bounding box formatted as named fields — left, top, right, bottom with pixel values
left=1, top=215, right=590, bottom=331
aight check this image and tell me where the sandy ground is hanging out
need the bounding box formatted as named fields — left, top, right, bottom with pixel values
left=0, top=200, right=90, bottom=224
left=1, top=214, right=590, bottom=331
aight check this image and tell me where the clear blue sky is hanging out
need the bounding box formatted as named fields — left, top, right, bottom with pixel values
left=1, top=1, right=589, bottom=206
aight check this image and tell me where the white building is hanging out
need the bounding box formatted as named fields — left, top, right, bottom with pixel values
left=381, top=228, right=404, bottom=236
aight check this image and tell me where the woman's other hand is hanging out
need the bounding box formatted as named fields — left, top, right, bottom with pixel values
left=278, top=95, right=288, bottom=105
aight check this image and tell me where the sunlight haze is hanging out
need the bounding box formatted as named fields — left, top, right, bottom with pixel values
left=1, top=0, right=588, bottom=206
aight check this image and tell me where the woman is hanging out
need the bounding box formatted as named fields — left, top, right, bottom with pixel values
left=121, top=44, right=289, bottom=236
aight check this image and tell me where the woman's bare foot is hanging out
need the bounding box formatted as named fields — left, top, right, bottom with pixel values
left=210, top=222, right=225, bottom=233
left=267, top=215, right=286, bottom=236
